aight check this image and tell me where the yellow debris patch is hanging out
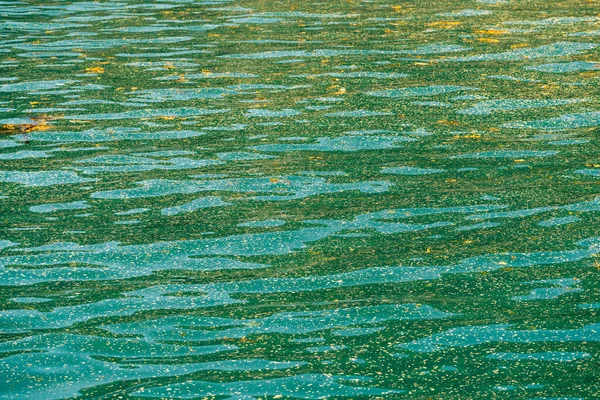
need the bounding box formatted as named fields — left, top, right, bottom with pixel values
left=84, top=66, right=105, bottom=74
left=426, top=21, right=461, bottom=29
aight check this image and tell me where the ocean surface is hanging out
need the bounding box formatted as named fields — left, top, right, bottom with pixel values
left=0, top=0, right=599, bottom=398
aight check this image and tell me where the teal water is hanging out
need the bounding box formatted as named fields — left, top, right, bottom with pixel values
left=1, top=0, right=599, bottom=398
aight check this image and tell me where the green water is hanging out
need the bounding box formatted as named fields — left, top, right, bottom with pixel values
left=1, top=0, right=599, bottom=398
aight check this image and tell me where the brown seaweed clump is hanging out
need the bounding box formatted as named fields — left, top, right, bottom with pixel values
left=1, top=115, right=57, bottom=135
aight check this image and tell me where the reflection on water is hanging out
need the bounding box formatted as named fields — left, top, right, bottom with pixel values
left=0, top=0, right=599, bottom=398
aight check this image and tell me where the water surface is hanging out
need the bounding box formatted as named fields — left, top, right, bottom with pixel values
left=1, top=0, right=599, bottom=398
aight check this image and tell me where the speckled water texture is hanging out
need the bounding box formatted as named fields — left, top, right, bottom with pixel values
left=0, top=0, right=599, bottom=399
